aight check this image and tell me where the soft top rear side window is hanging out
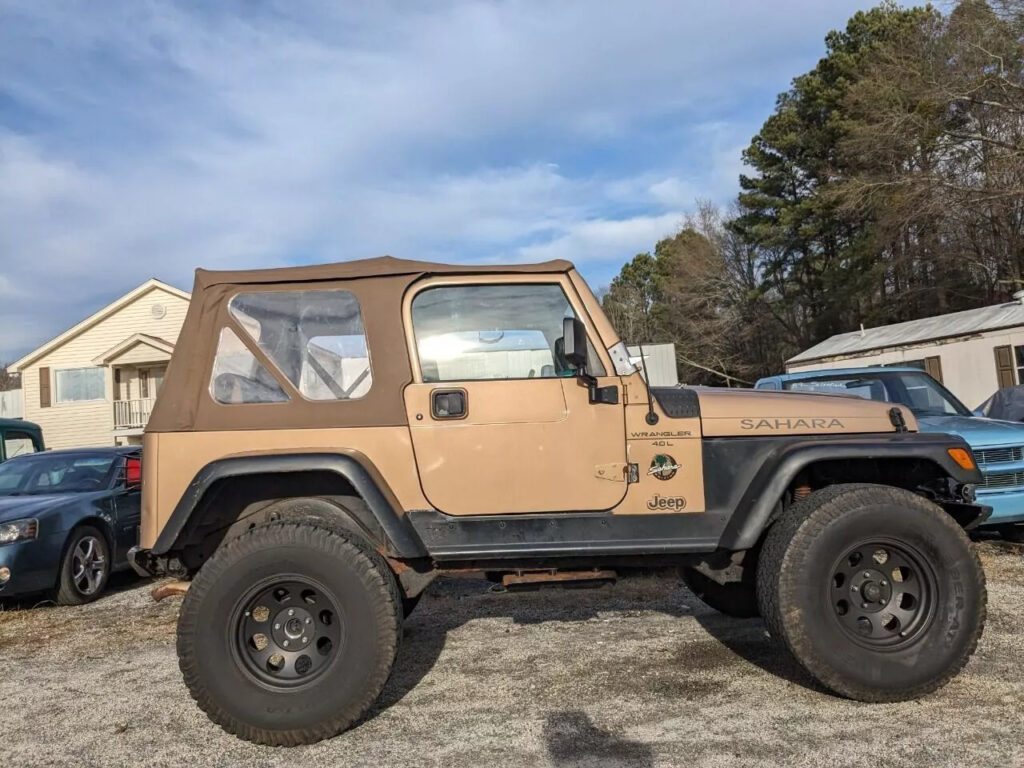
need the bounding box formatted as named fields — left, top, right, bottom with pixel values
left=228, top=289, right=373, bottom=401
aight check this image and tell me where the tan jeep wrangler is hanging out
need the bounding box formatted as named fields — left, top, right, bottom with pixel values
left=132, top=257, right=988, bottom=746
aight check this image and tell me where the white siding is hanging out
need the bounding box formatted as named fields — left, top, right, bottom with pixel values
left=626, top=344, right=678, bottom=387
left=0, top=390, right=23, bottom=419
left=786, top=326, right=1024, bottom=410
left=20, top=286, right=189, bottom=449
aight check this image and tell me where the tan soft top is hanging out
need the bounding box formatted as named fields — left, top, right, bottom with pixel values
left=193, top=256, right=573, bottom=288
left=147, top=256, right=575, bottom=433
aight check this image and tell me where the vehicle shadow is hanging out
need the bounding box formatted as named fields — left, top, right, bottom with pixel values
left=370, top=574, right=824, bottom=724
left=543, top=710, right=654, bottom=768
left=0, top=570, right=149, bottom=611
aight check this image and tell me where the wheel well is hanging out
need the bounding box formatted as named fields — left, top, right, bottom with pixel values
left=67, top=517, right=116, bottom=553
left=174, top=471, right=367, bottom=571
left=785, top=458, right=953, bottom=506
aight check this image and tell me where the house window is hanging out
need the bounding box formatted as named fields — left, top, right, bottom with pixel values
left=228, top=290, right=373, bottom=401
left=1015, top=346, right=1024, bottom=385
left=54, top=367, right=106, bottom=403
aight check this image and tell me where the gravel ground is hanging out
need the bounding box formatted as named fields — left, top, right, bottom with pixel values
left=1, top=541, right=1022, bottom=768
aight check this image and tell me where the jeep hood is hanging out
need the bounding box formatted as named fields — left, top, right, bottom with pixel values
left=693, top=388, right=916, bottom=438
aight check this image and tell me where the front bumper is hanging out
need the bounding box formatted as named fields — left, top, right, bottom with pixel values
left=0, top=531, right=66, bottom=599
left=976, top=487, right=1024, bottom=525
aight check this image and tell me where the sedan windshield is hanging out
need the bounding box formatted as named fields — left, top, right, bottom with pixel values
left=783, top=372, right=971, bottom=417
left=0, top=454, right=117, bottom=495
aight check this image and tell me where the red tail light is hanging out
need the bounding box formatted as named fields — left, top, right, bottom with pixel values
left=125, top=457, right=142, bottom=486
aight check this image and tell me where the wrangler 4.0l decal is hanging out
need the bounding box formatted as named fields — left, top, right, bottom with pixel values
left=740, top=417, right=845, bottom=430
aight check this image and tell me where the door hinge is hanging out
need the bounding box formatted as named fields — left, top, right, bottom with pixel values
left=627, top=463, right=639, bottom=484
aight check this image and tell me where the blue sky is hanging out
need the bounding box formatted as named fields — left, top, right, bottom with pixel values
left=0, top=0, right=875, bottom=362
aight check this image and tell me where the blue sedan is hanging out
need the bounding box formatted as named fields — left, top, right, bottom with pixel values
left=0, top=447, right=142, bottom=604
left=755, top=367, right=1024, bottom=539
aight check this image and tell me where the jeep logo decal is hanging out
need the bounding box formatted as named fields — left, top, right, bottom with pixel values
left=648, top=454, right=680, bottom=480
left=647, top=494, right=686, bottom=510
left=740, top=418, right=845, bottom=430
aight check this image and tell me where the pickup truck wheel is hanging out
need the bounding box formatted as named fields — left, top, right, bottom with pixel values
left=680, top=567, right=759, bottom=618
left=177, top=521, right=402, bottom=746
left=756, top=484, right=986, bottom=702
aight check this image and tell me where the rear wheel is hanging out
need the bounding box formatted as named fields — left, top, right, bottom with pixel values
left=177, top=522, right=402, bottom=746
left=680, top=566, right=759, bottom=618
left=757, top=484, right=985, bottom=702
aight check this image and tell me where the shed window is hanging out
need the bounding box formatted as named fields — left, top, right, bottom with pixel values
left=1015, top=345, right=1024, bottom=385
left=228, top=290, right=372, bottom=400
left=54, top=367, right=105, bottom=403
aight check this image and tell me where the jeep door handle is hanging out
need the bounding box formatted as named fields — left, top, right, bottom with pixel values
left=431, top=388, right=467, bottom=420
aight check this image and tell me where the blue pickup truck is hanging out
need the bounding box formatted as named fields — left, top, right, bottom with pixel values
left=755, top=367, right=1024, bottom=539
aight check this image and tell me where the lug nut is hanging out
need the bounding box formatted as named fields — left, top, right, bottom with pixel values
left=862, top=602, right=869, bottom=608
left=302, top=637, right=309, bottom=644
left=305, top=618, right=312, bottom=624
left=864, top=572, right=871, bottom=578
left=288, top=609, right=295, bottom=616
left=283, top=640, right=290, bottom=647
left=274, top=623, right=281, bottom=630
left=851, top=585, right=858, bottom=592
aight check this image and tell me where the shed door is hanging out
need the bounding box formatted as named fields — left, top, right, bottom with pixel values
left=403, top=280, right=627, bottom=516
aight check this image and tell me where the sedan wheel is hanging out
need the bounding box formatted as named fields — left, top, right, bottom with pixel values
left=55, top=525, right=111, bottom=605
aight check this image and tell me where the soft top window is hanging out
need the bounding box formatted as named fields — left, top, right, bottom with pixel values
left=227, top=289, right=372, bottom=401
left=411, top=283, right=605, bottom=382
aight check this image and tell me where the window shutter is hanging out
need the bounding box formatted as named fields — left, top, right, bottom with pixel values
left=994, top=345, right=1016, bottom=388
left=113, top=368, right=122, bottom=401
left=39, top=367, right=51, bottom=408
left=924, top=356, right=944, bottom=383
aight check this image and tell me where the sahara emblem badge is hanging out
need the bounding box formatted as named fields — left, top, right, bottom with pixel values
left=648, top=454, right=681, bottom=481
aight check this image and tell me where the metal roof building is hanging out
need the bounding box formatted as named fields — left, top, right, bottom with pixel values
left=787, top=297, right=1024, bottom=408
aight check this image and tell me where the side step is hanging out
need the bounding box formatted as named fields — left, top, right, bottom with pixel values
left=498, top=568, right=617, bottom=589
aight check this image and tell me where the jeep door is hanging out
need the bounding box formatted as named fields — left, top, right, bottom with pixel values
left=403, top=276, right=627, bottom=516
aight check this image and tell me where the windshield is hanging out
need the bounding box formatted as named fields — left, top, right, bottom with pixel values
left=0, top=453, right=117, bottom=496
left=783, top=372, right=971, bottom=417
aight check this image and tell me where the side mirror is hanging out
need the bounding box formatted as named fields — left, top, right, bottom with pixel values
left=562, top=316, right=588, bottom=372
left=124, top=456, right=142, bottom=490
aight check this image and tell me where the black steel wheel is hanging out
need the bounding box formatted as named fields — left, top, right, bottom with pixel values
left=177, top=521, right=402, bottom=746
left=757, top=484, right=986, bottom=702
left=829, top=540, right=937, bottom=649
left=234, top=578, right=344, bottom=687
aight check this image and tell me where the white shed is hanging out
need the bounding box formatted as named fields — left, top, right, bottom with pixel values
left=787, top=296, right=1024, bottom=409
left=626, top=344, right=678, bottom=387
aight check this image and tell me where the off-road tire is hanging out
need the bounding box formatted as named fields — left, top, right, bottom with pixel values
left=177, top=521, right=402, bottom=746
left=54, top=525, right=111, bottom=605
left=680, top=566, right=759, bottom=618
left=757, top=484, right=985, bottom=702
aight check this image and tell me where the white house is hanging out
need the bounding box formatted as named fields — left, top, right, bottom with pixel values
left=12, top=279, right=191, bottom=449
left=787, top=295, right=1024, bottom=409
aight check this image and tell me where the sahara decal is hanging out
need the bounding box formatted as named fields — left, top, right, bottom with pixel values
left=647, top=494, right=687, bottom=511
left=740, top=417, right=845, bottom=430
left=647, top=454, right=680, bottom=481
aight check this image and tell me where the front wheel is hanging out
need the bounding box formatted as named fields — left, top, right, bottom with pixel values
left=54, top=525, right=110, bottom=605
left=757, top=484, right=986, bottom=702
left=176, top=522, right=402, bottom=746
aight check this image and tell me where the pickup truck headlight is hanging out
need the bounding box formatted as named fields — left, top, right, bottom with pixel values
left=0, top=518, right=38, bottom=546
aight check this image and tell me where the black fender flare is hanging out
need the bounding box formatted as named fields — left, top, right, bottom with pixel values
left=151, top=452, right=428, bottom=559
left=711, top=432, right=984, bottom=551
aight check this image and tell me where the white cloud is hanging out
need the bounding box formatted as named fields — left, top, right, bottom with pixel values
left=0, top=0, right=876, bottom=359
